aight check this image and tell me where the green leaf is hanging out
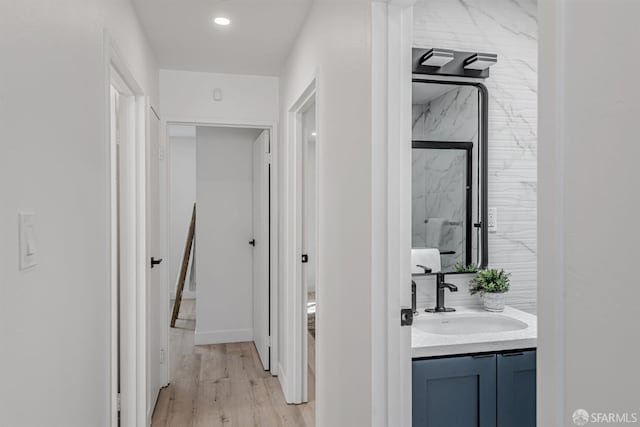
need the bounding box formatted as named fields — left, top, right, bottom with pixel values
left=468, top=268, right=510, bottom=295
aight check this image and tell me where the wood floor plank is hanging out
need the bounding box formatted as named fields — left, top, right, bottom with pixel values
left=152, top=300, right=313, bottom=427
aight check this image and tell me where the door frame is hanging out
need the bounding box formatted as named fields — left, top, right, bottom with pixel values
left=146, top=104, right=164, bottom=425
left=160, top=118, right=279, bottom=386
left=371, top=1, right=415, bottom=426
left=282, top=79, right=319, bottom=407
left=105, top=35, right=148, bottom=427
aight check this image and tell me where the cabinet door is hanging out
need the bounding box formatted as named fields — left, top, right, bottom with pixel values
left=497, top=351, right=536, bottom=427
left=413, top=355, right=497, bottom=427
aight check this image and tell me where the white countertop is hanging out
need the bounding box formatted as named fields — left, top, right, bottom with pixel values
left=411, top=306, right=537, bottom=359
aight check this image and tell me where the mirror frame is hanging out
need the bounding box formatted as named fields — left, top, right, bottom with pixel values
left=411, top=78, right=489, bottom=271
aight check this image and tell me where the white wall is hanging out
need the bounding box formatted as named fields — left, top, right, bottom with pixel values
left=278, top=1, right=373, bottom=424
left=539, top=0, right=640, bottom=425
left=0, top=1, right=158, bottom=426
left=413, top=0, right=538, bottom=313
left=194, top=126, right=262, bottom=345
left=168, top=129, right=197, bottom=299
left=160, top=70, right=278, bottom=124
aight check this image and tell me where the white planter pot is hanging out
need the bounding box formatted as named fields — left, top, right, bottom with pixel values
left=483, top=292, right=506, bottom=312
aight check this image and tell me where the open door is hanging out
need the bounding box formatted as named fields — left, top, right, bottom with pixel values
left=371, top=2, right=414, bottom=425
left=146, top=105, right=164, bottom=421
left=252, top=130, right=271, bottom=370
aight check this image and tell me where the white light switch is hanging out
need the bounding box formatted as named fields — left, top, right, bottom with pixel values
left=488, top=207, right=498, bottom=233
left=20, top=212, right=37, bottom=270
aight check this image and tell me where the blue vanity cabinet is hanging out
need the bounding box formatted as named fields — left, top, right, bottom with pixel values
left=412, top=355, right=497, bottom=427
left=412, top=350, right=536, bottom=427
left=497, top=351, right=536, bottom=427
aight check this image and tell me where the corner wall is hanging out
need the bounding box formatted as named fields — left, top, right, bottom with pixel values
left=539, top=0, right=640, bottom=424
left=278, top=1, right=373, bottom=424
left=413, top=0, right=538, bottom=313
left=0, top=1, right=158, bottom=425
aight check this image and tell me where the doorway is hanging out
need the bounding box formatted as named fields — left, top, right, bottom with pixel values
left=162, top=123, right=276, bottom=383
left=300, top=99, right=317, bottom=409
left=109, top=63, right=147, bottom=426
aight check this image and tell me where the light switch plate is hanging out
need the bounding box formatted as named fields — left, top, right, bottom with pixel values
left=488, top=207, right=498, bottom=233
left=19, top=212, right=37, bottom=270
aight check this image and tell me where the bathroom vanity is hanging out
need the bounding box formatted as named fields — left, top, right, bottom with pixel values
left=410, top=48, right=537, bottom=427
left=411, top=307, right=537, bottom=427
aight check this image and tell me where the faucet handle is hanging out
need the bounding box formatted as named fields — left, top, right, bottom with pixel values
left=416, top=264, right=432, bottom=274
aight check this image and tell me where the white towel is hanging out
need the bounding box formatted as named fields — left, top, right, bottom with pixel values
left=411, top=248, right=441, bottom=275
left=425, top=217, right=447, bottom=249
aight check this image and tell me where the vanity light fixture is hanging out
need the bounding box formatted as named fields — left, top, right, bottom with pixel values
left=213, top=16, right=231, bottom=26
left=463, top=53, right=498, bottom=70
left=420, top=48, right=455, bottom=68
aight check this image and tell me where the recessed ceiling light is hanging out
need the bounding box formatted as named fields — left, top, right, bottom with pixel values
left=213, top=17, right=231, bottom=26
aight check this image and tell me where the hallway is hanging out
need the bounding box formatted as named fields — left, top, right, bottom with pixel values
left=152, top=301, right=314, bottom=427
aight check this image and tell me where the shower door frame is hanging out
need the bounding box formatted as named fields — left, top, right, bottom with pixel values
left=412, top=140, right=474, bottom=265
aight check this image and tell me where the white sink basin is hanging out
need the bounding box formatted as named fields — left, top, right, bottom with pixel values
left=414, top=313, right=528, bottom=335
left=411, top=306, right=537, bottom=358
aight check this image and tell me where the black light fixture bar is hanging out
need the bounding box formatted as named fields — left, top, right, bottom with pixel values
left=420, top=48, right=455, bottom=67
left=464, top=53, right=498, bottom=70
left=413, top=48, right=498, bottom=79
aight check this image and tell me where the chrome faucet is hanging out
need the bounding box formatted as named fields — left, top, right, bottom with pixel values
left=425, top=272, right=458, bottom=313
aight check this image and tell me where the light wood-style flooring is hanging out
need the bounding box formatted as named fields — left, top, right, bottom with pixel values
left=152, top=300, right=315, bottom=427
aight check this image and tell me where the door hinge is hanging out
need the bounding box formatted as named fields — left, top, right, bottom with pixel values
left=265, top=153, right=272, bottom=164
left=401, top=308, right=414, bottom=326
left=160, top=348, right=166, bottom=364
left=117, top=393, right=121, bottom=412
left=266, top=336, right=271, bottom=347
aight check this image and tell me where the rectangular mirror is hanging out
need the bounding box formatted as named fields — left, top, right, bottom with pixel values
left=412, top=80, right=488, bottom=273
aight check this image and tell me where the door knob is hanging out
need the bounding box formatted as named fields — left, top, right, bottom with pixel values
left=249, top=239, right=256, bottom=247
left=150, top=257, right=163, bottom=268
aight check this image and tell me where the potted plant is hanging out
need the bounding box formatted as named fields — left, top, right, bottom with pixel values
left=469, top=268, right=511, bottom=312
left=454, top=262, right=479, bottom=273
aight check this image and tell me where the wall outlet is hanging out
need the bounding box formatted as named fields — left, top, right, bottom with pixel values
left=488, top=207, right=498, bottom=233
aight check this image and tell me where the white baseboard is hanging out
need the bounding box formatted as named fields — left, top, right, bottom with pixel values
left=194, top=328, right=253, bottom=345
left=278, top=363, right=293, bottom=404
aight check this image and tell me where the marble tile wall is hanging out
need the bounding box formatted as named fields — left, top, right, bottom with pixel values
left=413, top=86, right=479, bottom=142
left=413, top=0, right=538, bottom=313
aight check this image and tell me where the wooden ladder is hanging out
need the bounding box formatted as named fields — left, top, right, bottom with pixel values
left=171, top=203, right=196, bottom=328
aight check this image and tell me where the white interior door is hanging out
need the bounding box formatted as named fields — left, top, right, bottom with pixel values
left=252, top=130, right=271, bottom=370
left=147, top=106, right=163, bottom=421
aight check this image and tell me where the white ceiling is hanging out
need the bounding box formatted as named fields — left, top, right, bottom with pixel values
left=132, top=0, right=313, bottom=76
